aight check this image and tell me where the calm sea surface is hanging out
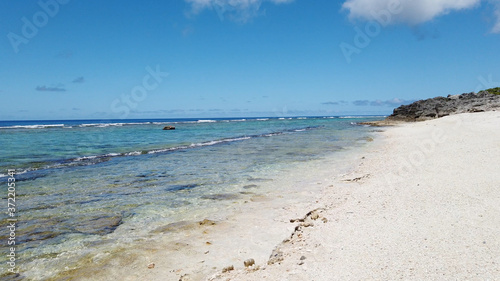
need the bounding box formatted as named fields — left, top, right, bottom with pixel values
left=0, top=116, right=382, bottom=279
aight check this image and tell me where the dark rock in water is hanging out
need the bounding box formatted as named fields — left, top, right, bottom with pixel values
left=247, top=177, right=273, bottom=182
left=0, top=273, right=23, bottom=280
left=163, top=126, right=175, bottom=130
left=19, top=230, right=61, bottom=243
left=0, top=170, right=49, bottom=182
left=167, top=183, right=199, bottom=192
left=387, top=90, right=500, bottom=121
left=73, top=215, right=122, bottom=235
left=201, top=193, right=240, bottom=200
left=243, top=184, right=258, bottom=189
left=10, top=217, right=68, bottom=244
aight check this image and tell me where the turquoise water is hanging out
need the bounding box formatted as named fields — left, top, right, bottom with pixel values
left=0, top=116, right=382, bottom=279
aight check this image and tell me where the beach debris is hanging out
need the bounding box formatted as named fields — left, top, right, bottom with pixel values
left=309, top=211, right=320, bottom=220
left=290, top=209, right=323, bottom=223
left=148, top=263, right=155, bottom=269
left=244, top=258, right=255, bottom=267
left=297, top=255, right=307, bottom=265
left=300, top=222, right=314, bottom=228
left=206, top=241, right=212, bottom=245
left=268, top=248, right=284, bottom=265
left=199, top=219, right=216, bottom=226
left=321, top=217, right=328, bottom=223
left=343, top=174, right=371, bottom=182
left=163, top=126, right=175, bottom=130
left=222, top=265, right=234, bottom=273
left=179, top=273, right=191, bottom=281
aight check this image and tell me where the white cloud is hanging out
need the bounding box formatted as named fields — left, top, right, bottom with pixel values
left=185, top=0, right=293, bottom=22
left=342, top=0, right=500, bottom=33
left=491, top=0, right=500, bottom=32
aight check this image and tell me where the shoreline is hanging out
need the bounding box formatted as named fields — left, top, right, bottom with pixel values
left=209, top=111, right=500, bottom=280
left=49, top=132, right=376, bottom=280
left=24, top=111, right=499, bottom=280
left=4, top=117, right=381, bottom=280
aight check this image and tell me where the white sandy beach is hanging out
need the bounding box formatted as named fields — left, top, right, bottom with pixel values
left=205, top=111, right=500, bottom=281
left=75, top=111, right=500, bottom=281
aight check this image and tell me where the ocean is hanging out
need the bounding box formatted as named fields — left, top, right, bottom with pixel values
left=0, top=116, right=383, bottom=280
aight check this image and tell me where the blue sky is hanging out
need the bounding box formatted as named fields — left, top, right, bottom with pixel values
left=1, top=0, right=499, bottom=120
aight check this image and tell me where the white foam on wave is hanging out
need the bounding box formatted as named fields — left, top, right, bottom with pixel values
left=256, top=118, right=269, bottom=121
left=148, top=136, right=253, bottom=154
left=74, top=155, right=98, bottom=161
left=0, top=124, right=66, bottom=129
left=197, top=120, right=217, bottom=123
left=72, top=152, right=122, bottom=163
left=263, top=132, right=282, bottom=137
left=190, top=136, right=252, bottom=148
left=190, top=140, right=221, bottom=147
left=79, top=123, right=123, bottom=128
left=148, top=146, right=189, bottom=154
left=0, top=170, right=29, bottom=177
left=79, top=122, right=155, bottom=128
left=125, top=151, right=142, bottom=156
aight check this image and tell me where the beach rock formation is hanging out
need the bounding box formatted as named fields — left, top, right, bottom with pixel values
left=73, top=215, right=122, bottom=235
left=163, top=126, right=175, bottom=130
left=387, top=89, right=500, bottom=121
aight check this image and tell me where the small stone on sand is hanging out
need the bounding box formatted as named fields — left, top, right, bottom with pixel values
left=244, top=258, right=255, bottom=267
left=199, top=219, right=216, bottom=226
left=222, top=265, right=234, bottom=273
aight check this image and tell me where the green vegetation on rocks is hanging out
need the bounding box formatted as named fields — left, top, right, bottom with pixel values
left=483, top=87, right=500, bottom=95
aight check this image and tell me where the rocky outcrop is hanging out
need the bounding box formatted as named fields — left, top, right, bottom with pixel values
left=387, top=90, right=500, bottom=121
left=163, top=126, right=175, bottom=130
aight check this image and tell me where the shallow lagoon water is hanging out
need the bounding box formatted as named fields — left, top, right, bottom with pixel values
left=0, top=116, right=382, bottom=279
